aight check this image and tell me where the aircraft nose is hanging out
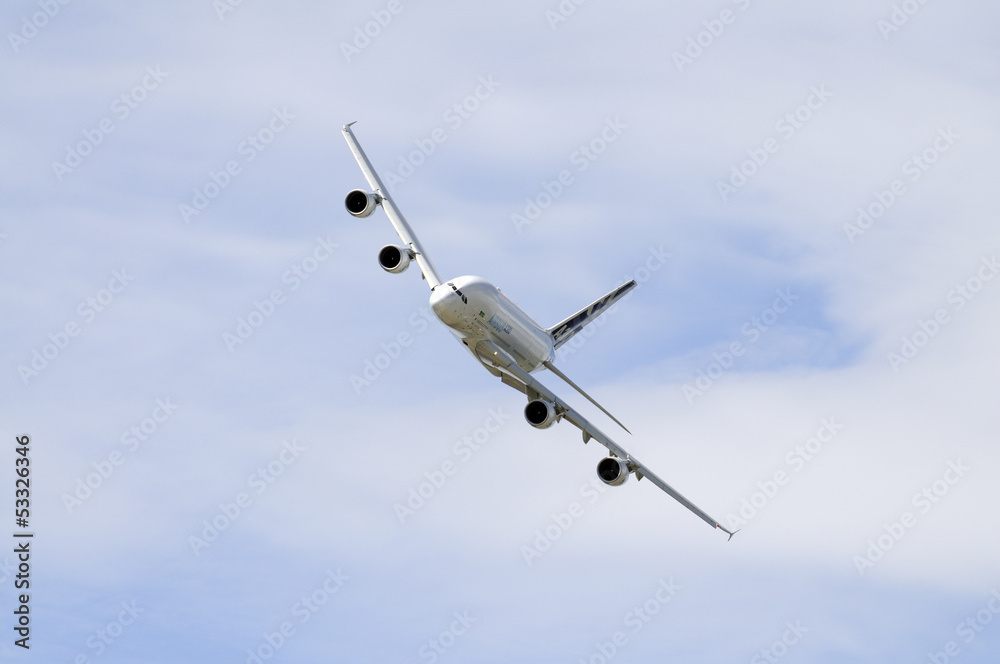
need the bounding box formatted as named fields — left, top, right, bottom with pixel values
left=429, top=286, right=459, bottom=325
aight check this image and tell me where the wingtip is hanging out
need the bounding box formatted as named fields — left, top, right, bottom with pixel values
left=723, top=527, right=740, bottom=542
left=342, top=120, right=357, bottom=132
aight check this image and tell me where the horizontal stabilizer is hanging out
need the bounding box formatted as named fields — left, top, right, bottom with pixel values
left=543, top=360, right=630, bottom=434
left=548, top=280, right=636, bottom=350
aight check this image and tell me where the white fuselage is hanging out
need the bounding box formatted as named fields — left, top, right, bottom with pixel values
left=429, top=275, right=554, bottom=373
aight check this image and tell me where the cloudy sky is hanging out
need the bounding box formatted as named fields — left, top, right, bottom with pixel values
left=3, top=1, right=999, bottom=662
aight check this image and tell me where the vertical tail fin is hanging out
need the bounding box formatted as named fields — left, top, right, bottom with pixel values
left=547, top=280, right=636, bottom=350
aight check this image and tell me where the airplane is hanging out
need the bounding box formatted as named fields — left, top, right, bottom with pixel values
left=342, top=122, right=736, bottom=540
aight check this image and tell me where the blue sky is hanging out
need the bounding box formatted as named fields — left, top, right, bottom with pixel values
left=3, top=1, right=1000, bottom=662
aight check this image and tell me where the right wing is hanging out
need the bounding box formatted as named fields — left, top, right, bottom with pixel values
left=342, top=122, right=443, bottom=289
left=474, top=340, right=736, bottom=539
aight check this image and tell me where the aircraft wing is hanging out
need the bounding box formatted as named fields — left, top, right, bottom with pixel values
left=475, top=339, right=736, bottom=539
left=342, top=122, right=443, bottom=289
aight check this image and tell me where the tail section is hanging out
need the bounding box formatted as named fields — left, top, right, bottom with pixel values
left=547, top=280, right=636, bottom=350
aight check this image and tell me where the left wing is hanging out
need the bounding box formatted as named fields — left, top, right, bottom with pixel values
left=342, top=122, right=442, bottom=289
left=474, top=339, right=736, bottom=539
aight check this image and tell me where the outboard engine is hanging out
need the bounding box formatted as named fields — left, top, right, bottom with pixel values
left=345, top=189, right=379, bottom=218
left=596, top=456, right=630, bottom=486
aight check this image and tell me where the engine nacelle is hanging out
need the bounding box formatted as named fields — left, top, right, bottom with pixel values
left=524, top=399, right=557, bottom=429
left=378, top=244, right=411, bottom=274
left=596, top=456, right=630, bottom=486
left=345, top=189, right=379, bottom=218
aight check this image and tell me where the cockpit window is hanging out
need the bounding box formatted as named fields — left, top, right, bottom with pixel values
left=448, top=282, right=467, bottom=304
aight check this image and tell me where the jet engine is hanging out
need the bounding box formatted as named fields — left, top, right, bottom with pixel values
left=596, top=456, right=630, bottom=486
left=524, top=399, right=557, bottom=429
left=345, top=189, right=379, bottom=218
left=378, top=244, right=411, bottom=274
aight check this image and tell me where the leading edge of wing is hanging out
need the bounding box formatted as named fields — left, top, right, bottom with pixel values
left=341, top=122, right=442, bottom=289
left=475, top=340, right=736, bottom=539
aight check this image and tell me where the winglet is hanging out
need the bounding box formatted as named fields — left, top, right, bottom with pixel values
left=343, top=121, right=357, bottom=131
left=721, top=526, right=740, bottom=541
